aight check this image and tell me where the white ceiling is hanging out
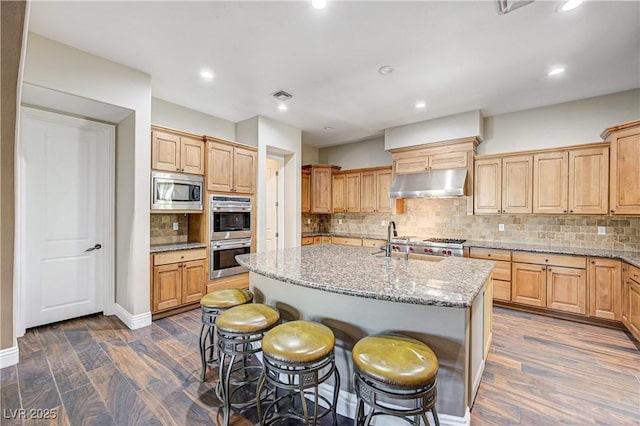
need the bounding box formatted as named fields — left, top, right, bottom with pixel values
left=27, top=1, right=639, bottom=148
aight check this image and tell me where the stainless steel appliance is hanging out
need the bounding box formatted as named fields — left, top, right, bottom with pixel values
left=151, top=171, right=203, bottom=211
left=209, top=194, right=252, bottom=279
left=389, top=237, right=466, bottom=257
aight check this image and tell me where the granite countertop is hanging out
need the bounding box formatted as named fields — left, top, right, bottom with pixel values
left=302, top=232, right=387, bottom=240
left=464, top=240, right=640, bottom=268
left=236, top=245, right=495, bottom=308
left=150, top=242, right=208, bottom=253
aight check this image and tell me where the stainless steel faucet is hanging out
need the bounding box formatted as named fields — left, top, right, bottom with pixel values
left=384, top=221, right=397, bottom=257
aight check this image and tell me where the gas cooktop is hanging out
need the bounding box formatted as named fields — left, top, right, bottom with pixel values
left=389, top=237, right=467, bottom=257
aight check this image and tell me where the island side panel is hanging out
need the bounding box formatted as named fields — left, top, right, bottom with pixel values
left=250, top=271, right=472, bottom=419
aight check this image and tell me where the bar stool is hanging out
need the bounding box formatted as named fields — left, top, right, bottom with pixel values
left=256, top=320, right=341, bottom=426
left=199, top=289, right=253, bottom=382
left=216, top=303, right=280, bottom=426
left=352, top=334, right=440, bottom=426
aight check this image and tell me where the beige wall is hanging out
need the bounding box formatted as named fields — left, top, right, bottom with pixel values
left=1, top=0, right=26, bottom=351
left=311, top=198, right=639, bottom=252
left=301, top=144, right=319, bottom=165
left=152, top=97, right=236, bottom=140
left=318, top=137, right=392, bottom=169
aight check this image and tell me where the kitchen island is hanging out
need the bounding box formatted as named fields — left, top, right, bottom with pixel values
left=236, top=244, right=495, bottom=426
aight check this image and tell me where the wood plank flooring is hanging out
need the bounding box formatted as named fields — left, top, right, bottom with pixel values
left=1, top=307, right=638, bottom=425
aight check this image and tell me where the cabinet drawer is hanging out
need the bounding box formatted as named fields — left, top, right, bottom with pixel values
left=362, top=239, right=386, bottom=248
left=512, top=252, right=586, bottom=269
left=470, top=247, right=511, bottom=262
left=301, top=237, right=314, bottom=246
left=629, top=264, right=640, bottom=284
left=493, top=280, right=511, bottom=301
left=492, top=261, right=512, bottom=281
left=332, top=237, right=362, bottom=247
left=154, top=248, right=206, bottom=266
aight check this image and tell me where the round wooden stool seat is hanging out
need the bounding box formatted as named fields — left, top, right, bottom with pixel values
left=216, top=303, right=280, bottom=334
left=353, top=334, right=438, bottom=388
left=262, top=320, right=335, bottom=363
left=200, top=289, right=253, bottom=309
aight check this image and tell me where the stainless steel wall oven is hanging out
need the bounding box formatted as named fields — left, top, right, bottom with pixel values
left=209, top=195, right=252, bottom=279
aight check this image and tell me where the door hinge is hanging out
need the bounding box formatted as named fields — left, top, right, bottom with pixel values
left=275, top=232, right=279, bottom=238
left=275, top=201, right=279, bottom=207
left=275, top=171, right=279, bottom=176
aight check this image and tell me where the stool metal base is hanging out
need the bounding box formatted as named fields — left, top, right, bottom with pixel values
left=257, top=351, right=340, bottom=426
left=199, top=305, right=224, bottom=382
left=353, top=371, right=439, bottom=426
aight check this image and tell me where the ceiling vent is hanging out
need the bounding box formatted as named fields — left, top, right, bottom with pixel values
left=496, top=0, right=534, bottom=15
left=272, top=90, right=293, bottom=101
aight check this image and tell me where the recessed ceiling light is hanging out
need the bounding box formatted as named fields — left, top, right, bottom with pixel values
left=312, top=0, right=327, bottom=10
left=324, top=126, right=334, bottom=131
left=278, top=104, right=288, bottom=111
left=561, top=0, right=583, bottom=12
left=415, top=101, right=427, bottom=109
left=548, top=66, right=565, bottom=76
left=199, top=70, right=214, bottom=81
left=378, top=65, right=394, bottom=76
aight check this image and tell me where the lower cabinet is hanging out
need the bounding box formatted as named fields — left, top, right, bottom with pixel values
left=301, top=236, right=314, bottom=246
left=152, top=248, right=207, bottom=313
left=332, top=237, right=363, bottom=247
left=469, top=248, right=512, bottom=301
left=588, top=258, right=621, bottom=320
left=626, top=264, right=640, bottom=340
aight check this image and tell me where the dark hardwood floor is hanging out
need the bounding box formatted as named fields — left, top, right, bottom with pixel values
left=1, top=307, right=638, bottom=425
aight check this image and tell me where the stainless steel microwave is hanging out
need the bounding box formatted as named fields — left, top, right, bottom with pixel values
left=151, top=171, right=203, bottom=211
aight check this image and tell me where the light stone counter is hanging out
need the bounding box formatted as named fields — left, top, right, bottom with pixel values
left=236, top=245, right=495, bottom=308
left=149, top=242, right=207, bottom=253
left=236, top=245, right=495, bottom=425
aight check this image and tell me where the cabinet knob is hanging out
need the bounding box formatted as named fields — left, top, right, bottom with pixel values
left=545, top=259, right=549, bottom=262
left=591, top=261, right=595, bottom=264
left=563, top=210, right=567, bottom=213
left=569, top=210, right=574, bottom=213
left=176, top=168, right=180, bottom=171
left=497, top=210, right=501, bottom=213
left=611, top=210, right=615, bottom=213
left=487, top=254, right=491, bottom=257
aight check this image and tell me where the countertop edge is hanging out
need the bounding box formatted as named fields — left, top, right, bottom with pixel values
left=150, top=242, right=208, bottom=253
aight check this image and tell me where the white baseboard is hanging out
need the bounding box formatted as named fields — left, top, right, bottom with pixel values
left=114, top=303, right=152, bottom=330
left=318, top=383, right=470, bottom=426
left=0, top=345, right=19, bottom=368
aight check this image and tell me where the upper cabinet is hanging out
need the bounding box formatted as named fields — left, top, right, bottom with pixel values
left=303, top=164, right=341, bottom=213
left=395, top=151, right=468, bottom=174
left=602, top=120, right=640, bottom=215
left=333, top=171, right=360, bottom=213
left=533, top=145, right=609, bottom=214
left=206, top=138, right=257, bottom=194
left=301, top=169, right=311, bottom=213
left=474, top=155, right=533, bottom=214
left=151, top=127, right=205, bottom=175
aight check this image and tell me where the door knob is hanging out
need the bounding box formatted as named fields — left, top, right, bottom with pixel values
left=85, top=244, right=102, bottom=252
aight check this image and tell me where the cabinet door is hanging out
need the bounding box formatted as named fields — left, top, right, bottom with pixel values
left=429, top=151, right=468, bottom=170
left=395, top=157, right=428, bottom=174
left=569, top=147, right=609, bottom=214
left=628, top=280, right=640, bottom=341
left=588, top=258, right=621, bottom=320
left=610, top=127, right=640, bottom=215
left=360, top=170, right=377, bottom=213
left=474, top=158, right=502, bottom=214
left=301, top=171, right=311, bottom=213
left=621, top=264, right=630, bottom=326
left=533, top=151, right=568, bottom=214
left=182, top=259, right=206, bottom=304
left=181, top=136, right=205, bottom=175
left=546, top=266, right=586, bottom=315
left=312, top=168, right=333, bottom=213
left=345, top=172, right=361, bottom=212
left=502, top=155, right=533, bottom=214
left=332, top=173, right=345, bottom=213
left=234, top=147, right=256, bottom=194
left=376, top=168, right=394, bottom=213
left=207, top=141, right=234, bottom=192
left=152, top=130, right=181, bottom=172
left=152, top=263, right=182, bottom=312
left=512, top=262, right=546, bottom=307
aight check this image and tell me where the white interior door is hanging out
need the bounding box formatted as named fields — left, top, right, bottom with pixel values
left=265, top=157, right=280, bottom=252
left=21, top=107, right=114, bottom=328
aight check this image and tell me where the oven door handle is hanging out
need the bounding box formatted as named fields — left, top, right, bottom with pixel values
left=211, top=241, right=252, bottom=250
left=211, top=207, right=252, bottom=212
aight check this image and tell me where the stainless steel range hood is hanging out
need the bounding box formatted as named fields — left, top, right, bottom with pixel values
left=388, top=168, right=468, bottom=198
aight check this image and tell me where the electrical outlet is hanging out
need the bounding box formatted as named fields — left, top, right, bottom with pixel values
left=597, top=226, right=606, bottom=235
left=172, top=222, right=179, bottom=231
left=306, top=219, right=311, bottom=224
left=338, top=219, right=343, bottom=225
left=498, top=224, right=505, bottom=232
left=381, top=220, right=386, bottom=227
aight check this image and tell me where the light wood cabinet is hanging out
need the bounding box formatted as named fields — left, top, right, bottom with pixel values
left=332, top=173, right=345, bottom=213
left=359, top=167, right=397, bottom=213
left=206, top=273, right=249, bottom=293
left=474, top=155, right=532, bottom=214
left=588, top=258, right=621, bottom=320
left=152, top=248, right=207, bottom=313
left=331, top=237, right=362, bottom=247
left=207, top=139, right=256, bottom=194
left=512, top=252, right=587, bottom=314
left=602, top=120, right=640, bottom=215
left=332, top=172, right=360, bottom=213
left=470, top=247, right=512, bottom=301
left=568, top=147, right=609, bottom=214
left=301, top=236, right=314, bottom=246
left=301, top=170, right=310, bottom=213
left=395, top=151, right=468, bottom=174
left=303, top=165, right=340, bottom=213
left=628, top=265, right=640, bottom=341
left=362, top=238, right=386, bottom=249
left=152, top=128, right=205, bottom=175
left=621, top=263, right=630, bottom=326
left=313, top=235, right=331, bottom=244
left=533, top=151, right=568, bottom=214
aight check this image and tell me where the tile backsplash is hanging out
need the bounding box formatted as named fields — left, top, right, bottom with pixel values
left=150, top=214, right=188, bottom=245
left=304, top=198, right=639, bottom=252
